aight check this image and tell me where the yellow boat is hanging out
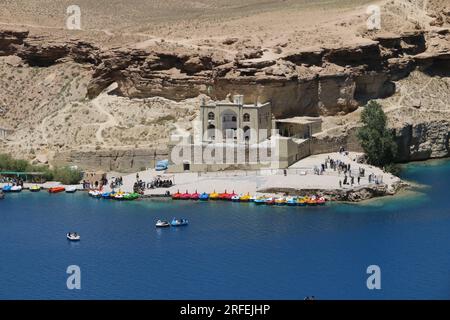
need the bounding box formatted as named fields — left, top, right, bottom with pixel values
left=296, top=197, right=307, bottom=206
left=29, top=185, right=41, bottom=192
left=274, top=197, right=286, bottom=205
left=209, top=191, right=219, bottom=200
left=239, top=193, right=251, bottom=202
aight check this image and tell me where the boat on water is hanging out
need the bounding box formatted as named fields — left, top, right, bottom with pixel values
left=102, top=192, right=112, bottom=199
left=29, top=185, right=41, bottom=192
left=265, top=197, right=276, bottom=205
left=170, top=218, right=189, bottom=227
left=114, top=192, right=124, bottom=200
left=66, top=232, right=80, bottom=241
left=286, top=197, right=298, bottom=206
left=49, top=186, right=65, bottom=193
left=190, top=191, right=200, bottom=200
left=306, top=197, right=318, bottom=206
left=218, top=190, right=230, bottom=200
left=231, top=194, right=241, bottom=202
left=199, top=192, right=209, bottom=201
left=239, top=193, right=251, bottom=202
left=275, top=197, right=287, bottom=205
left=155, top=220, right=170, bottom=228
left=296, top=197, right=307, bottom=206
left=254, top=196, right=267, bottom=204
left=317, top=197, right=326, bottom=205
left=180, top=191, right=191, bottom=200
left=2, top=185, right=12, bottom=192
left=209, top=191, right=219, bottom=200
left=65, top=186, right=77, bottom=193
left=11, top=186, right=22, bottom=192
left=89, top=190, right=102, bottom=198
left=123, top=193, right=140, bottom=201
left=172, top=191, right=182, bottom=200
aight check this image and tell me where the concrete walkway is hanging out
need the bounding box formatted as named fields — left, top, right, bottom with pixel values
left=105, top=152, right=400, bottom=196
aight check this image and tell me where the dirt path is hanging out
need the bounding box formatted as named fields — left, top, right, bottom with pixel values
left=91, top=83, right=119, bottom=144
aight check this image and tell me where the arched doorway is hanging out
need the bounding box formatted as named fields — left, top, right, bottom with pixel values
left=206, top=124, right=216, bottom=140
left=243, top=126, right=251, bottom=141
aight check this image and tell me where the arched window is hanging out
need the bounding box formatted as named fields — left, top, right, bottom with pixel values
left=243, top=113, right=250, bottom=122
left=208, top=112, right=215, bottom=121
left=231, top=116, right=237, bottom=122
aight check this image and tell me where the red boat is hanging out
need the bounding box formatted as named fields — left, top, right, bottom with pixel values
left=190, top=190, right=200, bottom=200
left=265, top=198, right=276, bottom=205
left=49, top=186, right=65, bottom=193
left=224, top=191, right=236, bottom=201
left=317, top=197, right=326, bottom=205
left=172, top=190, right=182, bottom=200
left=218, top=190, right=230, bottom=200
left=180, top=191, right=191, bottom=200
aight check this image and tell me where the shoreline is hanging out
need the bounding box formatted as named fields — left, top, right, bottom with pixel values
left=2, top=155, right=448, bottom=204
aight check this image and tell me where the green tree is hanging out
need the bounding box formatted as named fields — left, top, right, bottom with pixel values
left=357, top=101, right=398, bottom=167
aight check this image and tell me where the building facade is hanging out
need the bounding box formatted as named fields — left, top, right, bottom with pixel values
left=200, top=95, right=272, bottom=143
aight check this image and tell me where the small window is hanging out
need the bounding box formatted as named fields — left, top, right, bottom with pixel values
left=243, top=113, right=250, bottom=122
left=208, top=112, right=215, bottom=121
left=231, top=116, right=237, bottom=122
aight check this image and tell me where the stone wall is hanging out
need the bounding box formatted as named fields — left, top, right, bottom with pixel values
left=52, top=148, right=168, bottom=173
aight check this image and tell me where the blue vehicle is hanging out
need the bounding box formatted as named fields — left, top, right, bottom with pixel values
left=171, top=218, right=189, bottom=227
left=2, top=185, right=12, bottom=192
left=199, top=192, right=209, bottom=201
left=155, top=160, right=169, bottom=171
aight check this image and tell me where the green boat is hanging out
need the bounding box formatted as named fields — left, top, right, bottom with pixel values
left=123, top=193, right=140, bottom=201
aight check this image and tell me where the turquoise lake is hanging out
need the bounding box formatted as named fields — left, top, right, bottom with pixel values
left=0, top=159, right=449, bottom=299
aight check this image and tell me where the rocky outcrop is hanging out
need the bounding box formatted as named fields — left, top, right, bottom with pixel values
left=395, top=120, right=450, bottom=161
left=1, top=28, right=448, bottom=118
left=260, top=181, right=408, bottom=202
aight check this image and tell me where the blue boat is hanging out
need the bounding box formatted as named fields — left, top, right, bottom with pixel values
left=286, top=197, right=298, bottom=206
left=171, top=218, right=188, bottom=227
left=199, top=192, right=209, bottom=201
left=2, top=185, right=12, bottom=192
left=102, top=192, right=111, bottom=199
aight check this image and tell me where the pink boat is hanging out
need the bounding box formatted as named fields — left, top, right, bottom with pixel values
left=180, top=191, right=191, bottom=200
left=190, top=190, right=200, bottom=200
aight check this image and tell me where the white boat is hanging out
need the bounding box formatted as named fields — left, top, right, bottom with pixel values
left=88, top=190, right=102, bottom=197
left=66, top=232, right=80, bottom=241
left=65, top=186, right=77, bottom=193
left=231, top=194, right=241, bottom=201
left=155, top=220, right=170, bottom=228
left=11, top=186, right=22, bottom=192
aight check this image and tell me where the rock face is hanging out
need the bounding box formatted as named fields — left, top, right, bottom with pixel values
left=1, top=28, right=448, bottom=119
left=395, top=121, right=450, bottom=161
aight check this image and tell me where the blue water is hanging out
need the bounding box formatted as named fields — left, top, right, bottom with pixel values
left=0, top=160, right=449, bottom=299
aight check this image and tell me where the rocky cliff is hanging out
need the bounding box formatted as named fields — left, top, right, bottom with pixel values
left=1, top=28, right=448, bottom=119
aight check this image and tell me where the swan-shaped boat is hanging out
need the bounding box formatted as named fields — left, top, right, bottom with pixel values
left=155, top=220, right=170, bottom=228
left=67, top=232, right=80, bottom=241
left=199, top=192, right=209, bottom=201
